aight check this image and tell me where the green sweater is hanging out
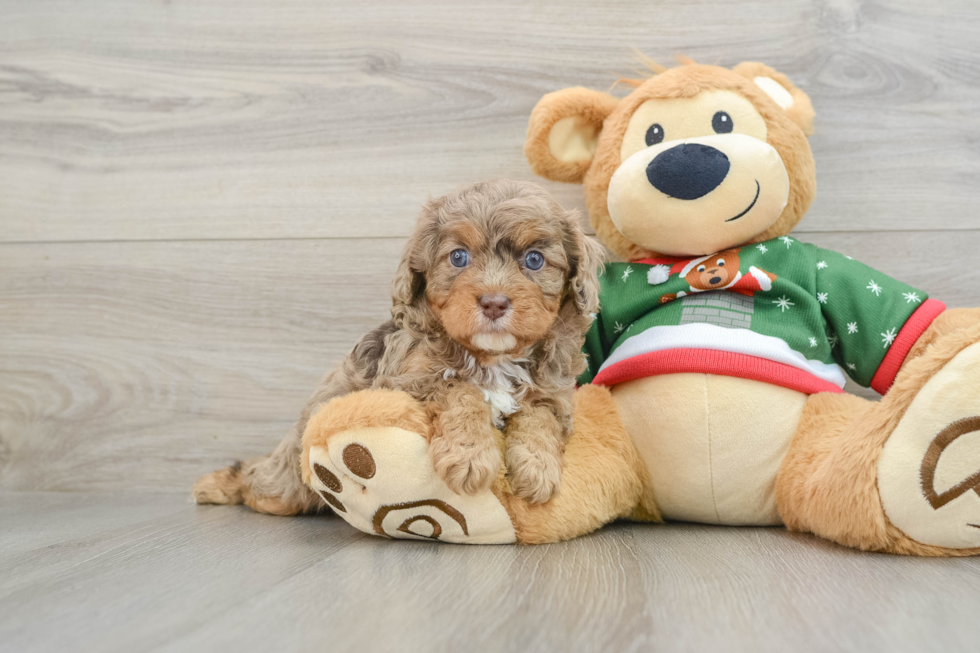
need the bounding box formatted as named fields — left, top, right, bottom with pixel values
left=580, top=236, right=943, bottom=395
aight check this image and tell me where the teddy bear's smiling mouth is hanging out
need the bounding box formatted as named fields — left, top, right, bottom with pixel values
left=725, top=180, right=761, bottom=222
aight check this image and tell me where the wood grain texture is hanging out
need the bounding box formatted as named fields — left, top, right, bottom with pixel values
left=0, top=493, right=978, bottom=653
left=0, top=238, right=403, bottom=491
left=2, top=0, right=980, bottom=241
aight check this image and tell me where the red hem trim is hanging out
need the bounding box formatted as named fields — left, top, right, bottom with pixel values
left=590, top=349, right=845, bottom=395
left=870, top=298, right=945, bottom=395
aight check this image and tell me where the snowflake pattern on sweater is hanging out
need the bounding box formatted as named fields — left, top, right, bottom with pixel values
left=580, top=237, right=938, bottom=393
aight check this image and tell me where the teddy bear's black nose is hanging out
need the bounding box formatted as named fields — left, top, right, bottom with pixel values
left=646, top=143, right=730, bottom=200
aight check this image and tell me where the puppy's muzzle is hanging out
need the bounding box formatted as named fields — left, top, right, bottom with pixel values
left=479, top=294, right=511, bottom=321
left=646, top=143, right=730, bottom=200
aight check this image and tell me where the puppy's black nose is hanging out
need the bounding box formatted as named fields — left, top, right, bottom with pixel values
left=479, top=294, right=511, bottom=321
left=646, top=143, right=730, bottom=200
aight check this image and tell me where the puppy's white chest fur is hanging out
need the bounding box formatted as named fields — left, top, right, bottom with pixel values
left=449, top=355, right=531, bottom=429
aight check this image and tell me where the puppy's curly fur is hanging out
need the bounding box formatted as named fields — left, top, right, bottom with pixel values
left=193, top=179, right=604, bottom=514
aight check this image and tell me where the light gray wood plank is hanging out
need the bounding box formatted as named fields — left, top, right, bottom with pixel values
left=0, top=493, right=365, bottom=653
left=0, top=492, right=188, bottom=555
left=2, top=0, right=980, bottom=242
left=0, top=493, right=978, bottom=653
left=0, top=238, right=403, bottom=492
left=1, top=230, right=977, bottom=492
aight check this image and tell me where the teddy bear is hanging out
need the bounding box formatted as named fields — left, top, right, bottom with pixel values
left=298, top=59, right=980, bottom=555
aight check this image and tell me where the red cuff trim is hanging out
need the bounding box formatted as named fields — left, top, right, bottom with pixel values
left=591, top=349, right=845, bottom=395
left=870, top=298, right=945, bottom=395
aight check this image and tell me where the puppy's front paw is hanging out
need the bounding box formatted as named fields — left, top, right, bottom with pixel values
left=429, top=430, right=501, bottom=495
left=506, top=440, right=561, bottom=504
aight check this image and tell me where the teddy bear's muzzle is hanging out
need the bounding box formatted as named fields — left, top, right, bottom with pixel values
left=607, top=133, right=790, bottom=257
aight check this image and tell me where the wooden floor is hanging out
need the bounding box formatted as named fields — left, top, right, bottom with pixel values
left=3, top=0, right=980, bottom=650
left=1, top=492, right=978, bottom=653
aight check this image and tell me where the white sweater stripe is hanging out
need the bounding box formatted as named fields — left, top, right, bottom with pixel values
left=597, top=323, right=847, bottom=388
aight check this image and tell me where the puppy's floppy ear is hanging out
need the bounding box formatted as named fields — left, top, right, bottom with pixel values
left=391, top=244, right=425, bottom=308
left=732, top=62, right=815, bottom=137
left=525, top=88, right=620, bottom=184
left=561, top=210, right=606, bottom=317
left=391, top=200, right=440, bottom=315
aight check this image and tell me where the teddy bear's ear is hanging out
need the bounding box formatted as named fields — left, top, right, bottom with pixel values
left=525, top=87, right=620, bottom=184
left=731, top=62, right=815, bottom=137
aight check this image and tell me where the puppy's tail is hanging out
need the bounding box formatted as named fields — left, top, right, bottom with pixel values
left=192, top=461, right=245, bottom=506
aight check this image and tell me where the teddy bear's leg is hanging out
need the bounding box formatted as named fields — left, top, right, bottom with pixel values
left=497, top=384, right=658, bottom=544
left=301, top=385, right=653, bottom=544
left=776, top=322, right=980, bottom=556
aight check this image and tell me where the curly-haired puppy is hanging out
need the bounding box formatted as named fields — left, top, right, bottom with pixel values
left=193, top=179, right=604, bottom=514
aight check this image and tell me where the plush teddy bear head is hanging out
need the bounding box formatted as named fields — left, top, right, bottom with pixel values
left=525, top=61, right=817, bottom=260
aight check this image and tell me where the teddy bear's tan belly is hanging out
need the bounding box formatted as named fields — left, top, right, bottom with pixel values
left=611, top=374, right=808, bottom=525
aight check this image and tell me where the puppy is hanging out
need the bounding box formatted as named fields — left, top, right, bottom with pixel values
left=193, top=179, right=604, bottom=515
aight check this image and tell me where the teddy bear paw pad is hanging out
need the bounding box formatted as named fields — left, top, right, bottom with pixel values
left=306, top=426, right=516, bottom=544
left=878, top=341, right=980, bottom=549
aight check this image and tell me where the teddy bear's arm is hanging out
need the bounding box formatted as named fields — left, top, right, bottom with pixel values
left=579, top=260, right=695, bottom=385
left=813, top=247, right=943, bottom=391
left=578, top=315, right=605, bottom=385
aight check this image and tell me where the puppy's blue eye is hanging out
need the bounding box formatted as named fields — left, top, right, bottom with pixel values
left=449, top=249, right=469, bottom=268
left=523, top=250, right=545, bottom=271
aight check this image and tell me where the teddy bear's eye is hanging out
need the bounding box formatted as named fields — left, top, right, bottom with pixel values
left=645, top=123, right=665, bottom=146
left=697, top=265, right=706, bottom=273
left=449, top=249, right=469, bottom=268
left=717, top=259, right=726, bottom=266
left=712, top=111, right=733, bottom=134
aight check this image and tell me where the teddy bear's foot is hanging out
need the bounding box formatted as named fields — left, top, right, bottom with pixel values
left=302, top=390, right=517, bottom=544
left=878, top=341, right=980, bottom=550
left=306, top=428, right=517, bottom=544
